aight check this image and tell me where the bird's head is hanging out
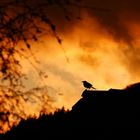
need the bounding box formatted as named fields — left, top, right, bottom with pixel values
left=82, top=80, right=86, bottom=83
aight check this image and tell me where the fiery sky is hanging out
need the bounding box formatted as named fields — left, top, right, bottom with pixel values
left=18, top=0, right=140, bottom=108
left=19, top=0, right=140, bottom=109
left=1, top=0, right=140, bottom=133
left=22, top=0, right=140, bottom=109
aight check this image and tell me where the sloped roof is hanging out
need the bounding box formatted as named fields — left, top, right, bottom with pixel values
left=71, top=84, right=140, bottom=127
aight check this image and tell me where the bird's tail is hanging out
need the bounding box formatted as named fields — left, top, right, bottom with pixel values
left=91, top=86, right=96, bottom=89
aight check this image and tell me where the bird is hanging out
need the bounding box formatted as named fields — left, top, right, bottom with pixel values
left=82, top=80, right=96, bottom=89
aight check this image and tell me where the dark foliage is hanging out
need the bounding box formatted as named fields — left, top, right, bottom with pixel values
left=0, top=0, right=86, bottom=130
left=0, top=0, right=109, bottom=89
left=0, top=0, right=111, bottom=132
left=0, top=0, right=78, bottom=89
left=1, top=82, right=140, bottom=139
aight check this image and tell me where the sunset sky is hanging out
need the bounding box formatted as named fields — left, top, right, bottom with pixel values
left=1, top=0, right=140, bottom=133
left=21, top=0, right=140, bottom=109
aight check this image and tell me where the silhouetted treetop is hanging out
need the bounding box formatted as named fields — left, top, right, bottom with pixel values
left=1, top=83, right=140, bottom=139
left=0, top=0, right=110, bottom=134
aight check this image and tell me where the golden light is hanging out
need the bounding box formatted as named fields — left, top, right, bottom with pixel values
left=1, top=4, right=140, bottom=133
left=30, top=15, right=140, bottom=110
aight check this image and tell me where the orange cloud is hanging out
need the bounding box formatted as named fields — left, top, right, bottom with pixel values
left=1, top=0, right=140, bottom=134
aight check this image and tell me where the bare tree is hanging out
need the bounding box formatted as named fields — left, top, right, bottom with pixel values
left=0, top=0, right=108, bottom=89
left=0, top=0, right=74, bottom=89
left=0, top=0, right=109, bottom=133
left=0, top=0, right=89, bottom=133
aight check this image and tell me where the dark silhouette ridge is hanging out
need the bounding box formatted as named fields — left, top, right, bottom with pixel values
left=1, top=82, right=140, bottom=139
left=71, top=88, right=140, bottom=128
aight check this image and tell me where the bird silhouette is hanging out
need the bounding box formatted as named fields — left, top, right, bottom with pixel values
left=82, top=81, right=96, bottom=89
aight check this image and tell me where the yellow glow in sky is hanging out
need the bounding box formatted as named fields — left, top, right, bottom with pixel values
left=20, top=16, right=140, bottom=110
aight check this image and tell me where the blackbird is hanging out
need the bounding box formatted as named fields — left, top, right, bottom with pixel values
left=82, top=81, right=96, bottom=89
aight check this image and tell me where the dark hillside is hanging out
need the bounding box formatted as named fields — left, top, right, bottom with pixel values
left=1, top=83, right=140, bottom=139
